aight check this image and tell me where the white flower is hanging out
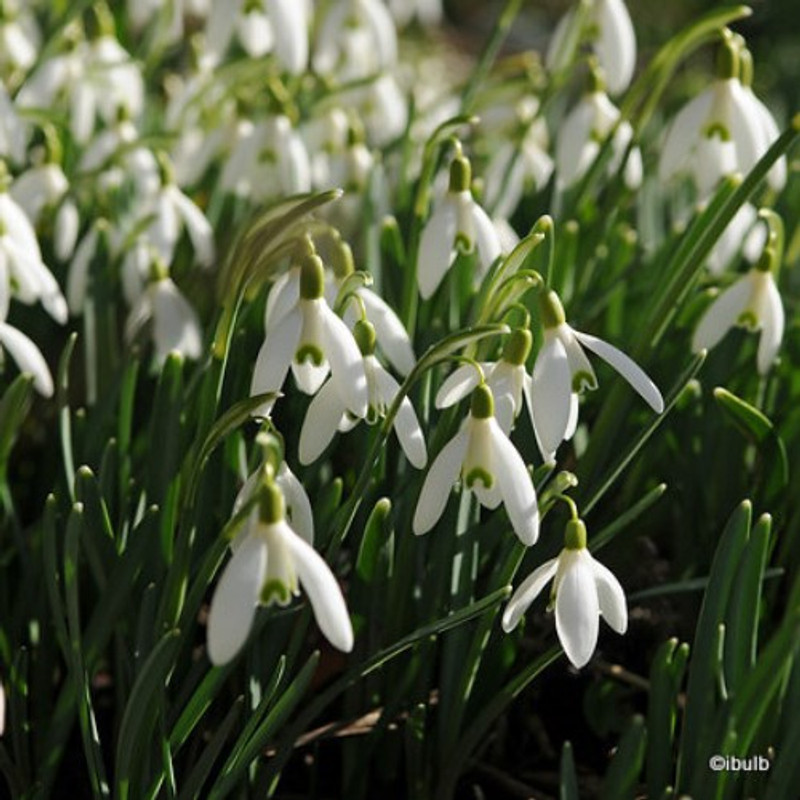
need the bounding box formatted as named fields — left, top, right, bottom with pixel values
left=0, top=254, right=54, bottom=397
left=0, top=0, right=40, bottom=73
left=205, top=0, right=309, bottom=73
left=555, top=87, right=641, bottom=191
left=502, top=518, right=627, bottom=669
left=125, top=271, right=203, bottom=365
left=0, top=174, right=68, bottom=324
left=207, top=475, right=353, bottom=665
left=659, top=42, right=783, bottom=195
left=692, top=263, right=783, bottom=375
left=483, top=118, right=553, bottom=218
left=251, top=251, right=368, bottom=417
left=530, top=291, right=663, bottom=461
left=220, top=116, right=311, bottom=201
left=418, top=155, right=502, bottom=300
left=143, top=155, right=215, bottom=269
left=388, top=0, right=443, bottom=27
left=332, top=74, right=408, bottom=149
left=436, top=329, right=532, bottom=435
left=413, top=383, right=539, bottom=545
left=0, top=84, right=27, bottom=165
left=546, top=0, right=636, bottom=94
left=299, top=320, right=427, bottom=467
left=314, top=0, right=398, bottom=80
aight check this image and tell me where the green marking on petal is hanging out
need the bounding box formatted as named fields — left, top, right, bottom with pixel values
left=465, top=467, right=494, bottom=490
left=295, top=345, right=324, bottom=366
left=454, top=231, right=474, bottom=255
left=572, top=370, right=596, bottom=393
left=260, top=579, right=292, bottom=607
left=737, top=310, right=759, bottom=331
left=703, top=122, right=731, bottom=142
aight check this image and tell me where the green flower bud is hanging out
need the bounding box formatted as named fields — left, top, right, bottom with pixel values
left=502, top=329, right=533, bottom=366
left=564, top=518, right=587, bottom=550
left=299, top=253, right=326, bottom=300
left=538, top=290, right=566, bottom=330
left=354, top=319, right=376, bottom=356
left=448, top=155, right=472, bottom=194
left=470, top=382, right=495, bottom=419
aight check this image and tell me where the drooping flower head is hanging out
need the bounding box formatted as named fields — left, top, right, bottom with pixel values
left=503, top=517, right=627, bottom=669
left=207, top=464, right=354, bottom=665
left=414, top=381, right=539, bottom=545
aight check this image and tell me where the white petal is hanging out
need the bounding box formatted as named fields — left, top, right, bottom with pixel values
left=691, top=275, right=752, bottom=354
left=555, top=552, right=600, bottom=669
left=659, top=89, right=713, bottom=182
left=531, top=335, right=573, bottom=455
left=267, top=0, right=309, bottom=74
left=501, top=558, right=559, bottom=632
left=417, top=200, right=457, bottom=300
left=152, top=280, right=203, bottom=364
left=545, top=9, right=576, bottom=74
left=360, top=0, right=398, bottom=68
left=286, top=527, right=354, bottom=652
left=299, top=379, right=348, bottom=465
left=377, top=368, right=427, bottom=468
left=471, top=202, right=503, bottom=277
left=276, top=464, right=315, bottom=545
left=757, top=276, right=784, bottom=375
left=748, top=90, right=786, bottom=190
left=322, top=306, right=368, bottom=417
left=564, top=393, right=579, bottom=441
left=436, top=364, right=482, bottom=409
left=55, top=200, right=80, bottom=261
left=490, top=420, right=539, bottom=545
left=67, top=226, right=99, bottom=314
left=265, top=269, right=300, bottom=329
left=574, top=330, right=664, bottom=413
left=206, top=534, right=267, bottom=665
left=170, top=186, right=215, bottom=268
left=250, top=307, right=302, bottom=412
left=591, top=558, right=628, bottom=634
left=725, top=80, right=765, bottom=175
left=292, top=357, right=330, bottom=394
left=413, top=428, right=469, bottom=535
left=707, top=203, right=757, bottom=276
left=0, top=322, right=54, bottom=396
left=594, top=0, right=636, bottom=94
left=555, top=97, right=597, bottom=187
left=359, top=289, right=415, bottom=376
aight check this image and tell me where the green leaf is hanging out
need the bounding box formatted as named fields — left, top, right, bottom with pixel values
left=560, top=741, right=579, bottom=800
left=356, top=498, right=392, bottom=582
left=677, top=501, right=752, bottom=793
left=57, top=333, right=79, bottom=500
left=115, top=630, right=181, bottom=800
left=647, top=639, right=689, bottom=800
left=601, top=715, right=647, bottom=800
left=590, top=483, right=668, bottom=552
left=0, top=375, right=34, bottom=483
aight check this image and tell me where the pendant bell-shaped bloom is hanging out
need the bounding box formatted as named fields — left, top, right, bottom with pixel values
left=0, top=0, right=41, bottom=74
left=0, top=256, right=54, bottom=397
left=692, top=254, right=784, bottom=375
left=502, top=518, right=627, bottom=669
left=529, top=291, right=663, bottom=461
left=144, top=154, right=215, bottom=269
left=205, top=0, right=308, bottom=73
left=207, top=477, right=353, bottom=665
left=0, top=167, right=68, bottom=324
left=388, top=0, right=443, bottom=27
left=555, top=82, right=641, bottom=191
left=414, top=383, right=539, bottom=545
left=0, top=85, right=27, bottom=165
left=436, top=329, right=533, bottom=435
left=251, top=251, right=368, bottom=418
left=299, top=320, right=426, bottom=467
left=418, top=155, right=502, bottom=300
left=546, top=0, right=636, bottom=94
left=125, top=266, right=203, bottom=365
left=314, top=0, right=398, bottom=80
left=220, top=115, right=311, bottom=201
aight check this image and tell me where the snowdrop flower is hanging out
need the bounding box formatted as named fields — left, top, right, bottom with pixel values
left=436, top=329, right=533, bottom=435
left=220, top=116, right=311, bottom=201
left=547, top=0, right=636, bottom=94
left=314, top=0, right=398, bottom=80
left=0, top=84, right=26, bottom=165
left=18, top=16, right=143, bottom=144
left=0, top=256, right=54, bottom=396
left=207, top=471, right=353, bottom=665
left=299, top=320, right=427, bottom=467
left=502, top=518, right=627, bottom=669
left=483, top=107, right=554, bottom=218
left=555, top=76, right=642, bottom=191
left=530, top=291, right=663, bottom=461
left=0, top=0, right=40, bottom=74
left=204, top=0, right=309, bottom=73
left=659, top=40, right=782, bottom=196
left=388, top=0, right=443, bottom=27
left=143, top=154, right=215, bottom=269
left=414, top=382, right=539, bottom=545
left=0, top=164, right=68, bottom=324
left=251, top=249, right=368, bottom=417
left=418, top=155, right=502, bottom=300
left=692, top=248, right=784, bottom=375
left=125, top=262, right=203, bottom=365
